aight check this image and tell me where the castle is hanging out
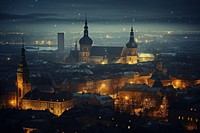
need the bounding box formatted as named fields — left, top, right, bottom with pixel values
left=69, top=17, right=139, bottom=64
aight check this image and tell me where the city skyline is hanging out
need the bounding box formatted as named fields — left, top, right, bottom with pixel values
left=0, top=1, right=200, bottom=132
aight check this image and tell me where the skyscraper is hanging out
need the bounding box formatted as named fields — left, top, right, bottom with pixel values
left=57, top=33, right=64, bottom=52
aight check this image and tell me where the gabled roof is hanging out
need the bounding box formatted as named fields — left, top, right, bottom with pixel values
left=23, top=89, right=72, bottom=102
left=90, top=46, right=123, bottom=57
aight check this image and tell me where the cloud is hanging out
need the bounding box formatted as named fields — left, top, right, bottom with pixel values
left=0, top=12, right=199, bottom=25
left=0, top=12, right=59, bottom=20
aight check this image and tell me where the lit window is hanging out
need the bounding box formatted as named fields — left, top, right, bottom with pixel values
left=178, top=116, right=181, bottom=120
left=99, top=116, right=101, bottom=119
left=196, top=119, right=198, bottom=122
left=101, top=84, right=106, bottom=87
left=191, top=108, right=193, bottom=111
left=182, top=116, right=184, bottom=120
left=128, top=126, right=130, bottom=129
left=188, top=117, right=190, bottom=121
left=125, top=96, right=129, bottom=100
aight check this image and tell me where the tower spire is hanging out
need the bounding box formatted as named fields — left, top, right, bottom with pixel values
left=85, top=13, right=87, bottom=26
left=21, top=37, right=25, bottom=61
left=126, top=25, right=137, bottom=48
left=130, top=26, right=134, bottom=42
left=79, top=13, right=93, bottom=46
left=83, top=13, right=88, bottom=36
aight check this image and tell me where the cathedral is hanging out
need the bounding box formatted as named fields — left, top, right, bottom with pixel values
left=69, top=18, right=138, bottom=64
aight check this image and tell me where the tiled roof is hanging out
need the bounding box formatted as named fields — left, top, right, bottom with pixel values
left=90, top=46, right=123, bottom=57
left=23, top=90, right=72, bottom=102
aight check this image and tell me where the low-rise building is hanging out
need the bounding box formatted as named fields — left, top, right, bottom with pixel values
left=169, top=96, right=200, bottom=131
left=21, top=90, right=74, bottom=116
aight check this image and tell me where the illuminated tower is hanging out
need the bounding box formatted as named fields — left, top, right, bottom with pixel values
left=79, top=16, right=93, bottom=62
left=125, top=27, right=138, bottom=64
left=16, top=39, right=31, bottom=108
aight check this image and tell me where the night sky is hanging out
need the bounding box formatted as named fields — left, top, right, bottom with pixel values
left=0, top=0, right=200, bottom=33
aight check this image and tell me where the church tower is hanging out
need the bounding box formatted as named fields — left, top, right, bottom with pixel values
left=155, top=54, right=163, bottom=70
left=125, top=27, right=138, bottom=64
left=101, top=48, right=108, bottom=64
left=79, top=16, right=93, bottom=62
left=16, top=39, right=31, bottom=108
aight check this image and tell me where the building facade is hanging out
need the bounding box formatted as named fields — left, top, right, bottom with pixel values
left=21, top=90, right=74, bottom=116
left=69, top=18, right=139, bottom=64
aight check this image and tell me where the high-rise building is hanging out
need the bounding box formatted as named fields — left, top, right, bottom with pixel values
left=57, top=33, right=64, bottom=52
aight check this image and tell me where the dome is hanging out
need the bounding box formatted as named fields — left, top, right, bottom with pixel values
left=79, top=17, right=93, bottom=46
left=126, top=41, right=137, bottom=48
left=79, top=36, right=93, bottom=46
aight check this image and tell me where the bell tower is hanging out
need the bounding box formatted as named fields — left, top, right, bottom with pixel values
left=79, top=16, right=93, bottom=62
left=16, top=38, right=31, bottom=108
left=125, top=27, right=138, bottom=64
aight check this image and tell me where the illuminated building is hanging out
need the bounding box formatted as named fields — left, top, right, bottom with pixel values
left=57, top=33, right=64, bottom=52
left=171, top=78, right=194, bottom=89
left=21, top=90, right=74, bottom=116
left=0, top=89, right=17, bottom=108
left=169, top=96, right=200, bottom=131
left=16, top=41, right=31, bottom=108
left=68, top=18, right=140, bottom=64
left=68, top=71, right=151, bottom=95
left=127, top=72, right=151, bottom=85
left=138, top=53, right=154, bottom=62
